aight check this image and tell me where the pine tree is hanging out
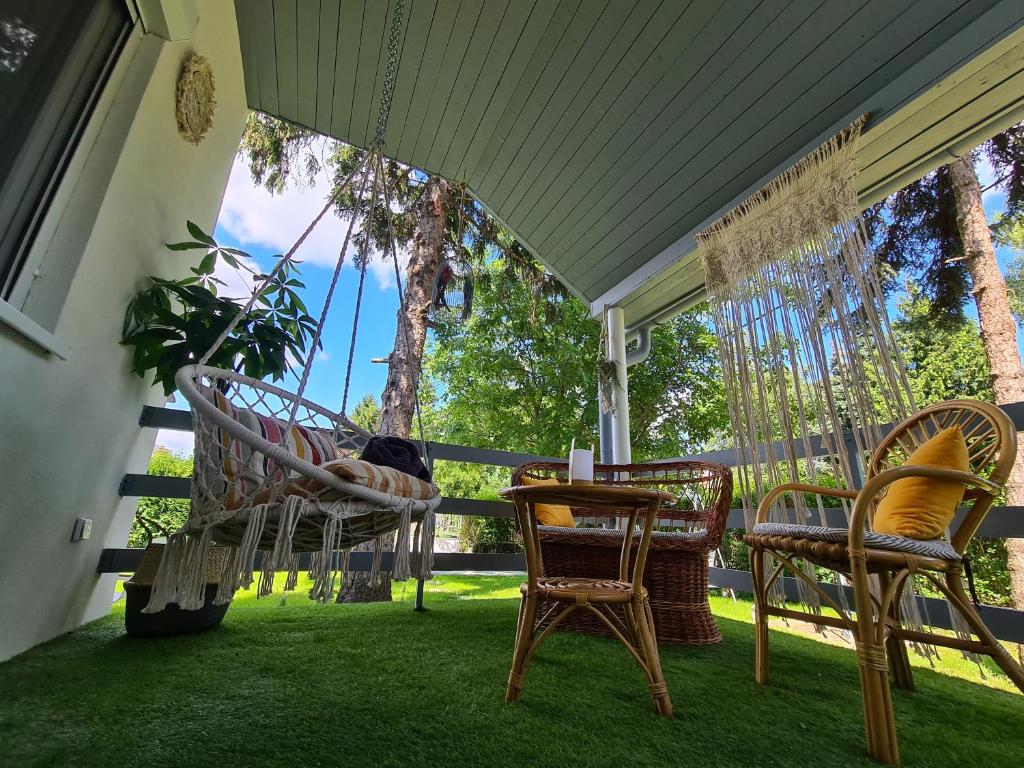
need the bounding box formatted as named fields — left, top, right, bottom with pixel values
left=865, top=124, right=1024, bottom=635
left=239, top=112, right=542, bottom=601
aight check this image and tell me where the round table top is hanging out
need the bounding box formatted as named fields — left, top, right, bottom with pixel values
left=498, top=483, right=677, bottom=509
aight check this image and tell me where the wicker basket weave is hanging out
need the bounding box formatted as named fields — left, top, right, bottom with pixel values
left=123, top=533, right=231, bottom=637
left=512, top=461, right=732, bottom=644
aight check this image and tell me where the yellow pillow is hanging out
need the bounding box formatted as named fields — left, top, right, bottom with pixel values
left=872, top=426, right=969, bottom=540
left=520, top=475, right=576, bottom=527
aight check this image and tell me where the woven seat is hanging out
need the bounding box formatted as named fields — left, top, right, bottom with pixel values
left=538, top=525, right=711, bottom=550
left=747, top=523, right=959, bottom=571
left=529, top=576, right=645, bottom=604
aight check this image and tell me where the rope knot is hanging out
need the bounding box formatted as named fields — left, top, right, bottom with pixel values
left=855, top=641, right=888, bottom=671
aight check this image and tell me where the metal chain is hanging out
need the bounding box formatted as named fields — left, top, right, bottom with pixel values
left=374, top=0, right=406, bottom=146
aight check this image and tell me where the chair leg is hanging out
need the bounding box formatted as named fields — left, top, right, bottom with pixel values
left=506, top=592, right=538, bottom=703
left=750, top=543, right=770, bottom=685
left=623, top=601, right=640, bottom=645
left=885, top=630, right=914, bottom=692
left=944, top=573, right=1024, bottom=694
left=633, top=596, right=673, bottom=717
left=851, top=558, right=900, bottom=765
left=880, top=572, right=914, bottom=692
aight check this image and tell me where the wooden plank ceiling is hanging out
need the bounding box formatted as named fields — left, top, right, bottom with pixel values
left=234, top=0, right=1024, bottom=326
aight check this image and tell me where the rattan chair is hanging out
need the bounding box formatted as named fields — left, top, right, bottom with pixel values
left=745, top=399, right=1024, bottom=765
left=512, top=461, right=733, bottom=644
left=499, top=483, right=677, bottom=715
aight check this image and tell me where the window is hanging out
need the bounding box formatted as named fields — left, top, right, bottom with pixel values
left=0, top=0, right=131, bottom=299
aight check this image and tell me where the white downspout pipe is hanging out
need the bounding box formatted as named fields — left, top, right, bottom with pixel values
left=606, top=306, right=631, bottom=467
left=599, top=320, right=651, bottom=463
left=625, top=325, right=652, bottom=367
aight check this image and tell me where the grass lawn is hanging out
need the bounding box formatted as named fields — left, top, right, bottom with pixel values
left=1, top=575, right=1021, bottom=767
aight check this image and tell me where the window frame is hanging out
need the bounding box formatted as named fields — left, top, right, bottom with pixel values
left=0, top=0, right=134, bottom=305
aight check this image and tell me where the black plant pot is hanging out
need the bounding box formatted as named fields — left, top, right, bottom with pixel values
left=123, top=583, right=229, bottom=638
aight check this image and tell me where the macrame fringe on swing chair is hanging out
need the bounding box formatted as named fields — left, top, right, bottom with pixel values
left=144, top=0, right=442, bottom=614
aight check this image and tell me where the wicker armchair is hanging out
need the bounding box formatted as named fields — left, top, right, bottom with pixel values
left=745, top=400, right=1024, bottom=765
left=512, top=461, right=733, bottom=644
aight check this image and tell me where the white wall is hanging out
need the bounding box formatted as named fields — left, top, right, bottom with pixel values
left=0, top=0, right=248, bottom=661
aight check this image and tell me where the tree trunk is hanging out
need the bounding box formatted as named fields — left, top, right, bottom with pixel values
left=948, top=154, right=1024, bottom=645
left=338, top=177, right=449, bottom=603
left=379, top=177, right=449, bottom=437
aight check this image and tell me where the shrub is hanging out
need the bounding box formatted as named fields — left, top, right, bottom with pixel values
left=128, top=448, right=192, bottom=547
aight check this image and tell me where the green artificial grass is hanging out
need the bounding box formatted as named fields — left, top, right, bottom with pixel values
left=1, top=576, right=1022, bottom=768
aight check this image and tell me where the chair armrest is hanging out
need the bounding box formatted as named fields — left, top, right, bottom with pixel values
left=848, top=466, right=1000, bottom=551
left=755, top=483, right=859, bottom=524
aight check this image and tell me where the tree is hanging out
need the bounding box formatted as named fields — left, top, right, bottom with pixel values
left=349, top=393, right=381, bottom=434
left=426, top=256, right=729, bottom=556
left=239, top=113, right=541, bottom=601
left=378, top=176, right=448, bottom=438
left=426, top=257, right=728, bottom=461
left=865, top=124, right=1024, bottom=630
left=993, top=216, right=1024, bottom=322
left=890, top=283, right=993, bottom=406
left=129, top=448, right=193, bottom=547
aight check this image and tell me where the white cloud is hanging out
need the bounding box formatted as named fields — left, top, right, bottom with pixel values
left=217, top=146, right=411, bottom=291
left=317, top=351, right=331, bottom=362
left=976, top=155, right=997, bottom=187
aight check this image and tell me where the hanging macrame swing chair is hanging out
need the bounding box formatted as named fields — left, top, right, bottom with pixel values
left=143, top=1, right=441, bottom=614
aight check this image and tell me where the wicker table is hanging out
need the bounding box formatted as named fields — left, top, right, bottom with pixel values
left=499, top=483, right=677, bottom=716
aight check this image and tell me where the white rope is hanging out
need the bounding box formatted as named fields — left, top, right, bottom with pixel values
left=284, top=149, right=376, bottom=428
left=697, top=116, right=919, bottom=621
left=341, top=150, right=382, bottom=415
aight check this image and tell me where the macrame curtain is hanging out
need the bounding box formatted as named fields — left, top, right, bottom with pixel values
left=697, top=117, right=921, bottom=615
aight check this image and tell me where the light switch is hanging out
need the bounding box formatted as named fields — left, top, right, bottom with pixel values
left=71, top=517, right=93, bottom=542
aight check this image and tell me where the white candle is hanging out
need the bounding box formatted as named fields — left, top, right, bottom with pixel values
left=570, top=446, right=594, bottom=484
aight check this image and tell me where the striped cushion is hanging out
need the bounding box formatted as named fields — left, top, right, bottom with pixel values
left=202, top=388, right=339, bottom=507
left=296, top=457, right=438, bottom=501
left=750, top=523, right=959, bottom=560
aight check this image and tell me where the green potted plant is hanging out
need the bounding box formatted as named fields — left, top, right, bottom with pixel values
left=122, top=221, right=319, bottom=395
left=120, top=222, right=320, bottom=635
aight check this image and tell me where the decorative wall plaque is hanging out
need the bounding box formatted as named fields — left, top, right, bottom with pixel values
left=176, top=54, right=216, bottom=145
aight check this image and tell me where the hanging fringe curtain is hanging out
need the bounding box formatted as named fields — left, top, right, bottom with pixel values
left=696, top=116, right=926, bottom=620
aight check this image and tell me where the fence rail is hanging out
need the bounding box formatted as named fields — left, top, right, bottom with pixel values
left=106, top=404, right=1024, bottom=642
